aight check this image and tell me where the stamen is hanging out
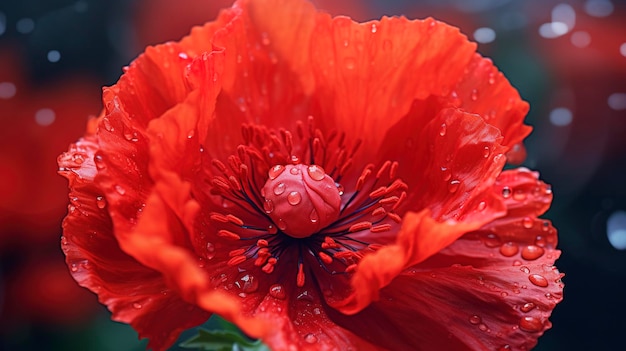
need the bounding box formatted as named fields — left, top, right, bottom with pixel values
left=297, top=262, right=305, bottom=287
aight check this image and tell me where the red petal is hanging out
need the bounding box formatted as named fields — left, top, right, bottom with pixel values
left=449, top=54, right=532, bottom=151
left=380, top=105, right=508, bottom=221
left=311, top=16, right=477, bottom=158
left=327, top=170, right=562, bottom=350
left=58, top=138, right=210, bottom=351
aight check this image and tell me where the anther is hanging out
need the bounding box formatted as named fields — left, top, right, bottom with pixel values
left=226, top=214, right=244, bottom=226
left=228, top=255, right=247, bottom=266
left=229, top=248, right=246, bottom=257
left=318, top=252, right=333, bottom=264
left=371, top=224, right=392, bottom=233
left=218, top=230, right=241, bottom=240
left=297, top=263, right=305, bottom=287
left=349, top=221, right=373, bottom=232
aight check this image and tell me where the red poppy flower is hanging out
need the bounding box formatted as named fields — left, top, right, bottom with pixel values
left=58, top=0, right=563, bottom=350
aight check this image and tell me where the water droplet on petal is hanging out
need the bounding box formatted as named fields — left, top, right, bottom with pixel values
left=277, top=219, right=287, bottom=231
left=307, top=165, right=325, bottom=181
left=477, top=201, right=487, bottom=211
left=70, top=263, right=78, bottom=272
left=520, top=266, right=530, bottom=274
left=439, top=123, right=447, bottom=136
left=441, top=167, right=451, bottom=181
left=502, top=186, right=511, bottom=198
left=206, top=243, right=216, bottom=259
left=370, top=23, right=378, bottom=33
left=519, top=316, right=544, bottom=332
left=268, top=165, right=285, bottom=180
left=237, top=274, right=259, bottom=293
left=470, top=89, right=479, bottom=101
left=269, top=284, right=286, bottom=300
left=482, top=146, right=490, bottom=158
left=263, top=199, right=274, bottom=214
left=522, top=217, right=534, bottom=229
left=287, top=191, right=302, bottom=205
left=309, top=209, right=319, bottom=223
left=344, top=57, right=356, bottom=70
left=448, top=180, right=461, bottom=193
left=469, top=315, right=482, bottom=325
left=529, top=274, right=549, bottom=287
left=521, top=245, right=545, bottom=260
left=132, top=302, right=142, bottom=309
left=304, top=334, right=318, bottom=344
left=335, top=182, right=344, bottom=195
left=96, top=196, right=106, bottom=209
left=478, top=323, right=488, bottom=332
left=115, top=185, right=126, bottom=195
left=484, top=233, right=501, bottom=248
left=500, top=242, right=519, bottom=257
left=521, top=302, right=536, bottom=313
left=273, top=182, right=286, bottom=195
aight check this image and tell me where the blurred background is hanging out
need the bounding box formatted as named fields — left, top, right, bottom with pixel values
left=0, top=0, right=624, bottom=350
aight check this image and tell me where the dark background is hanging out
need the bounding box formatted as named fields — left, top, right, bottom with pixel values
left=1, top=0, right=625, bottom=350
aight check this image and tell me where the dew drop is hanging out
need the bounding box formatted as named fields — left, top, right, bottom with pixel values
left=488, top=72, right=496, bottom=85
left=268, top=164, right=285, bottom=180
left=521, top=245, right=544, bottom=260
left=186, top=129, right=195, bottom=139
left=114, top=185, right=126, bottom=195
left=477, top=201, right=487, bottom=211
left=502, top=186, right=511, bottom=198
left=237, top=274, right=259, bottom=293
left=277, top=219, right=287, bottom=231
left=263, top=199, right=274, bottom=214
left=309, top=209, right=319, bottom=223
left=528, top=274, right=549, bottom=287
left=482, top=146, right=490, bottom=158
left=96, top=196, right=106, bottom=209
left=478, top=323, right=488, bottom=332
left=499, top=242, right=519, bottom=257
left=344, top=57, right=356, bottom=70
left=269, top=284, right=286, bottom=300
left=70, top=263, right=78, bottom=272
left=519, top=316, right=543, bottom=332
left=521, top=302, right=535, bottom=313
left=307, top=165, right=325, bottom=181
left=261, top=32, right=271, bottom=46
left=206, top=242, right=216, bottom=259
left=469, top=315, right=482, bottom=325
left=439, top=123, right=447, bottom=136
left=132, top=302, right=142, bottom=309
left=484, top=233, right=501, bottom=248
left=470, top=89, right=479, bottom=101
left=102, top=117, right=114, bottom=132
left=522, top=217, right=534, bottom=229
left=448, top=180, right=461, bottom=193
left=290, top=167, right=300, bottom=175
left=304, top=334, right=318, bottom=344
left=273, top=182, right=286, bottom=195
left=370, top=23, right=378, bottom=33
left=520, top=266, right=530, bottom=274
left=335, top=182, right=344, bottom=196
left=513, top=189, right=527, bottom=201
left=287, top=191, right=302, bottom=205
left=441, top=167, right=451, bottom=181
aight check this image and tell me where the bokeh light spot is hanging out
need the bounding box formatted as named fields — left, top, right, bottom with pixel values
left=47, top=50, right=61, bottom=63
left=0, top=82, right=16, bottom=99
left=473, top=27, right=496, bottom=44
left=607, top=211, right=626, bottom=250
left=584, top=0, right=614, bottom=17
left=607, top=93, right=626, bottom=110
left=571, top=31, right=591, bottom=48
left=16, top=18, right=35, bottom=34
left=35, top=108, right=56, bottom=126
left=539, top=22, right=569, bottom=38
left=549, top=107, right=573, bottom=126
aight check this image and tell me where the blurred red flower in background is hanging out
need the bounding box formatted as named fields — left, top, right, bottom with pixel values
left=0, top=48, right=100, bottom=328
left=59, top=0, right=563, bottom=350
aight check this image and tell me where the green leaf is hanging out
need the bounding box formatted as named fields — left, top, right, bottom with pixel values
left=179, top=328, right=269, bottom=351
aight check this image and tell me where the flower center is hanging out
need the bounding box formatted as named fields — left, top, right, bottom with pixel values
left=262, top=164, right=341, bottom=238
left=203, top=117, right=408, bottom=289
